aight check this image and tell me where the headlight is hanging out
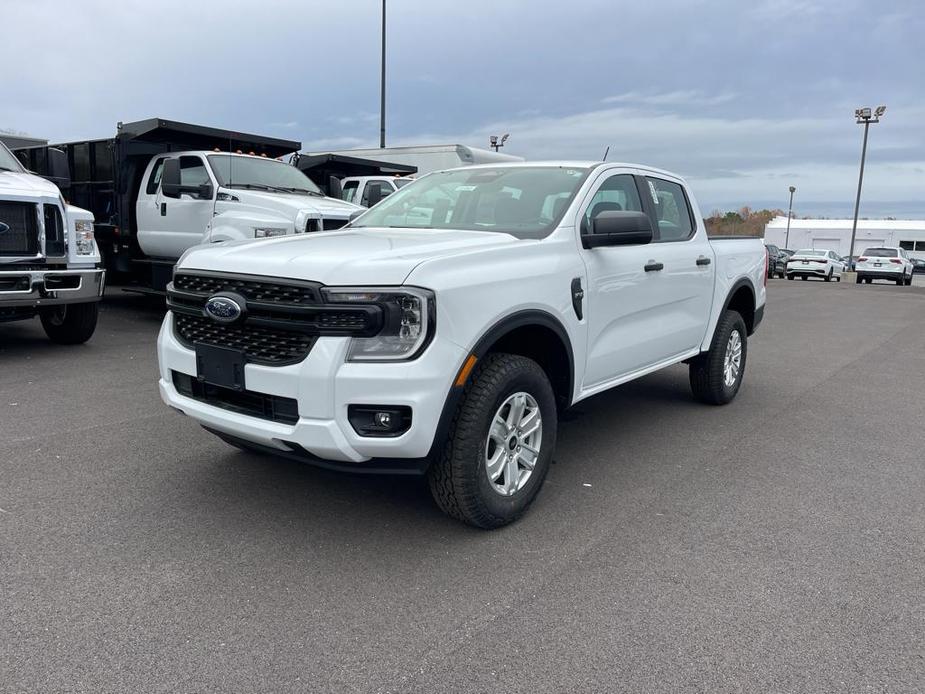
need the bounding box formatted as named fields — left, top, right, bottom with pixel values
left=74, top=220, right=95, bottom=255
left=321, top=286, right=435, bottom=361
left=254, top=227, right=288, bottom=238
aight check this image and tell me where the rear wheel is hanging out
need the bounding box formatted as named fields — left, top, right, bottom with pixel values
left=689, top=310, right=747, bottom=406
left=905, top=272, right=913, bottom=286
left=787, top=274, right=794, bottom=280
left=856, top=275, right=862, bottom=284
left=825, top=269, right=833, bottom=282
left=801, top=275, right=807, bottom=281
left=896, top=275, right=904, bottom=286
left=40, top=302, right=99, bottom=345
left=428, top=353, right=557, bottom=529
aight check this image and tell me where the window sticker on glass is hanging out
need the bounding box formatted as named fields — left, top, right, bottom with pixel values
left=647, top=180, right=660, bottom=205
left=454, top=185, right=477, bottom=192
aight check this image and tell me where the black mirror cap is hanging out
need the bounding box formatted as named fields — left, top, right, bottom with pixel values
left=582, top=210, right=653, bottom=248
left=365, top=182, right=383, bottom=207
left=160, top=158, right=181, bottom=198
left=327, top=175, right=343, bottom=200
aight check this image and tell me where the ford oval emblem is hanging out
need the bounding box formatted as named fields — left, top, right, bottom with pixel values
left=204, top=295, right=243, bottom=323
left=0, top=222, right=9, bottom=234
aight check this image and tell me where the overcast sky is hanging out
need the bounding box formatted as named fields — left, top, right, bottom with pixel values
left=3, top=0, right=923, bottom=215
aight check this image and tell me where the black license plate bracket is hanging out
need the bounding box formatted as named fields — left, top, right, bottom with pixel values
left=195, top=343, right=247, bottom=391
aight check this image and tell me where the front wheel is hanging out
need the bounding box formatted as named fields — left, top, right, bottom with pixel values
left=689, top=310, right=748, bottom=405
left=40, top=302, right=99, bottom=345
left=428, top=353, right=557, bottom=529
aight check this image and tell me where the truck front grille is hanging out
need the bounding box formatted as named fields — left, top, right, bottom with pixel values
left=167, top=271, right=385, bottom=367
left=0, top=202, right=39, bottom=257
left=173, top=313, right=315, bottom=365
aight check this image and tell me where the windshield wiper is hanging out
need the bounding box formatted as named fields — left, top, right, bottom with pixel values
left=0, top=166, right=16, bottom=172
left=227, top=182, right=291, bottom=194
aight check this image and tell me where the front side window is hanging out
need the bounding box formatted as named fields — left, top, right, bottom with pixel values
left=350, top=166, right=591, bottom=240
left=207, top=154, right=322, bottom=195
left=646, top=177, right=694, bottom=242
left=179, top=156, right=211, bottom=188
left=584, top=174, right=643, bottom=230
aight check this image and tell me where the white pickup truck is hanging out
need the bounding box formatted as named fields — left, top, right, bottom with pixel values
left=0, top=141, right=104, bottom=344
left=157, top=162, right=767, bottom=528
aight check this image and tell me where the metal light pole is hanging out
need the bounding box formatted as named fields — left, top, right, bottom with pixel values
left=784, top=185, right=795, bottom=248
left=379, top=0, right=386, bottom=148
left=847, top=105, right=885, bottom=264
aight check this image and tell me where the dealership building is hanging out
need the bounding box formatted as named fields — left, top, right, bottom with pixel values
left=764, top=217, right=925, bottom=259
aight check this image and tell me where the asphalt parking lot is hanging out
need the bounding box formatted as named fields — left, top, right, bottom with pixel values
left=2, top=278, right=924, bottom=693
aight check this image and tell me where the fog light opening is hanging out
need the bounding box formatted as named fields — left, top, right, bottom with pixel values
left=348, top=405, right=412, bottom=438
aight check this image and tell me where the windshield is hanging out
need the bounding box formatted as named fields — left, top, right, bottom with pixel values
left=207, top=155, right=322, bottom=195
left=350, top=165, right=592, bottom=239
left=0, top=142, right=24, bottom=172
left=795, top=249, right=826, bottom=256
left=863, top=248, right=898, bottom=257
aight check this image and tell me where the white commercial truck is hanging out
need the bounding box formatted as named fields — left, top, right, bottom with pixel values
left=157, top=162, right=767, bottom=528
left=15, top=119, right=361, bottom=292
left=0, top=140, right=104, bottom=344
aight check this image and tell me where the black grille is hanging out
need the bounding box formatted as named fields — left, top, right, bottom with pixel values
left=43, top=204, right=65, bottom=257
left=172, top=371, right=298, bottom=424
left=174, top=313, right=315, bottom=365
left=323, top=218, right=348, bottom=231
left=173, top=273, right=319, bottom=304
left=0, top=202, right=39, bottom=256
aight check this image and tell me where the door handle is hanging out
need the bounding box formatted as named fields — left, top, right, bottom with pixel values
left=160, top=202, right=167, bottom=216
left=644, top=261, right=664, bottom=272
left=696, top=256, right=711, bottom=266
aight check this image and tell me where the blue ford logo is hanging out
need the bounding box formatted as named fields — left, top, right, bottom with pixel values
left=204, top=295, right=243, bottom=324
left=0, top=222, right=9, bottom=234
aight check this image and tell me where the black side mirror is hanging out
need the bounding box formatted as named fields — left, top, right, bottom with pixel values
left=328, top=175, right=343, bottom=200
left=46, top=148, right=71, bottom=189
left=581, top=211, right=653, bottom=249
left=365, top=182, right=383, bottom=207
left=161, top=158, right=181, bottom=198
left=197, top=183, right=214, bottom=199
left=348, top=210, right=364, bottom=223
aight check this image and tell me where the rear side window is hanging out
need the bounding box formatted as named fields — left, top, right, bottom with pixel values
left=342, top=180, right=359, bottom=203
left=863, top=248, right=898, bottom=257
left=646, top=177, right=694, bottom=242
left=584, top=174, right=643, bottom=230
left=146, top=158, right=165, bottom=194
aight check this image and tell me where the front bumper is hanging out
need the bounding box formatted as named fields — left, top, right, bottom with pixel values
left=0, top=267, right=105, bottom=307
left=156, top=313, right=467, bottom=465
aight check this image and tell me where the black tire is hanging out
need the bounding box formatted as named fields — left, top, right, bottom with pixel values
left=905, top=273, right=913, bottom=286
left=428, top=353, right=557, bottom=529
left=40, top=302, right=99, bottom=345
left=801, top=275, right=807, bottom=281
left=856, top=275, right=862, bottom=284
left=787, top=274, right=794, bottom=280
left=689, top=310, right=748, bottom=406
left=866, top=278, right=873, bottom=284
left=896, top=275, right=904, bottom=286
left=825, top=269, right=833, bottom=282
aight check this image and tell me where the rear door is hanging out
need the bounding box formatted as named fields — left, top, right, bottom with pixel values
left=136, top=155, right=216, bottom=258
left=638, top=175, right=714, bottom=358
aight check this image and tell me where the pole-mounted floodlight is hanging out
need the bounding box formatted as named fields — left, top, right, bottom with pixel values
left=489, top=134, right=510, bottom=152
left=785, top=185, right=796, bottom=249
left=847, top=105, right=886, bottom=267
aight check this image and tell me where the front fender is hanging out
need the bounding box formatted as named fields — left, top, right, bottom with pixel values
left=207, top=210, right=295, bottom=243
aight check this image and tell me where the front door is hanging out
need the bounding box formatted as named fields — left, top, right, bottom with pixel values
left=579, top=171, right=677, bottom=388
left=136, top=155, right=215, bottom=259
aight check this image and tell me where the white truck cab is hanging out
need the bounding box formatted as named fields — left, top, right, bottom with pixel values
left=339, top=175, right=415, bottom=207
left=0, top=141, right=104, bottom=344
left=137, top=151, right=362, bottom=259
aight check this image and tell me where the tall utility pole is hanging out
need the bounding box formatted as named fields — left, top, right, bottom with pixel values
left=848, top=106, right=886, bottom=264
left=784, top=185, right=796, bottom=248
left=379, top=0, right=387, bottom=148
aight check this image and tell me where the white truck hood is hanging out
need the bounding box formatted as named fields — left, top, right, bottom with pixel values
left=0, top=170, right=62, bottom=197
left=179, top=228, right=518, bottom=285
left=221, top=189, right=360, bottom=219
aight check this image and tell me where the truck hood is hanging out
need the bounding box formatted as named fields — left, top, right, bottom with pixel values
left=179, top=227, right=518, bottom=285
left=220, top=188, right=361, bottom=219
left=0, top=170, right=61, bottom=197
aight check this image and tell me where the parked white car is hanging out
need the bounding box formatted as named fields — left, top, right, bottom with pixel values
left=785, top=249, right=845, bottom=282
left=157, top=162, right=767, bottom=528
left=855, top=247, right=914, bottom=285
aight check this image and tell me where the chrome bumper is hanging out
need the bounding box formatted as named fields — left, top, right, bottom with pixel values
left=0, top=267, right=106, bottom=307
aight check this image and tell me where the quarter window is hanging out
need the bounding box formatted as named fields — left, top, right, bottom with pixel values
left=584, top=174, right=643, bottom=230
left=646, top=177, right=694, bottom=242
left=146, top=158, right=165, bottom=194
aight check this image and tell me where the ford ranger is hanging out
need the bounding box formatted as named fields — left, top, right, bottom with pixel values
left=157, top=162, right=767, bottom=528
